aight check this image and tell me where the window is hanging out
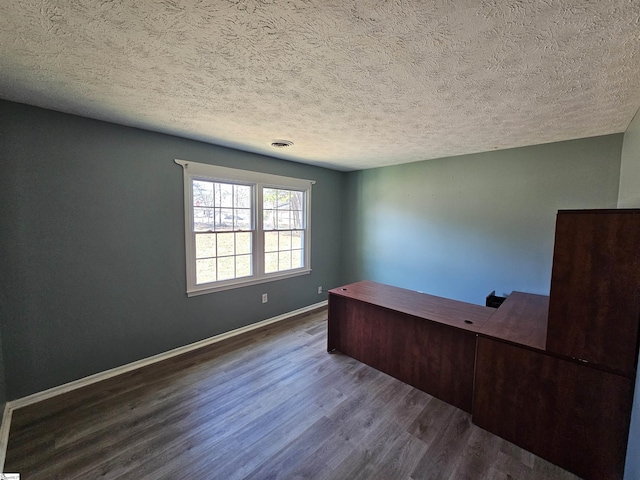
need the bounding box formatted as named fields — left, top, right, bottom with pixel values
left=192, top=180, right=253, bottom=284
left=263, top=188, right=305, bottom=273
left=176, top=160, right=313, bottom=296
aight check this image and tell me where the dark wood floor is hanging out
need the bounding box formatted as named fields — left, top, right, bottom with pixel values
left=5, top=309, right=581, bottom=479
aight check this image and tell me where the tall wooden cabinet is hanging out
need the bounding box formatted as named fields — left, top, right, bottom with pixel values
left=546, top=210, right=640, bottom=377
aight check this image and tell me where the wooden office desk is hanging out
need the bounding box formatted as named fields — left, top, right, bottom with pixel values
left=328, top=280, right=495, bottom=412
left=328, top=280, right=635, bottom=480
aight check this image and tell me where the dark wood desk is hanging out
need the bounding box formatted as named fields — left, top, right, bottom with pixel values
left=329, top=280, right=635, bottom=480
left=328, top=280, right=494, bottom=412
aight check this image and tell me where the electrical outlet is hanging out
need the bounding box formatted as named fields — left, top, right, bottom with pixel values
left=318, top=286, right=323, bottom=294
left=262, top=293, right=268, bottom=303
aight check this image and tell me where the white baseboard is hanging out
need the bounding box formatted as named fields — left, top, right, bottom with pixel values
left=0, top=300, right=327, bottom=473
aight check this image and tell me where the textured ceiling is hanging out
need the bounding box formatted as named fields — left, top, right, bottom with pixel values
left=1, top=1, right=639, bottom=171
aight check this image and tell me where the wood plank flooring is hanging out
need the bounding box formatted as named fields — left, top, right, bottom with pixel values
left=4, top=309, right=581, bottom=479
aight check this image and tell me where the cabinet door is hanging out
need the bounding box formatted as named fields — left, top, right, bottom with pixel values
left=473, top=337, right=634, bottom=480
left=328, top=294, right=477, bottom=412
left=546, top=210, right=640, bottom=377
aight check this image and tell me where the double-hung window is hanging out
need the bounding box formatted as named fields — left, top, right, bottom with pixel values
left=175, top=160, right=313, bottom=296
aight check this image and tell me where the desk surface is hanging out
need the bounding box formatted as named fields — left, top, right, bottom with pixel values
left=479, top=291, right=549, bottom=351
left=329, top=280, right=495, bottom=333
left=329, top=281, right=549, bottom=350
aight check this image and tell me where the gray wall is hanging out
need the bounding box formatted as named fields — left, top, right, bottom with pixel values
left=342, top=135, right=623, bottom=305
left=619, top=109, right=640, bottom=208
left=620, top=109, right=640, bottom=480
left=0, top=100, right=345, bottom=400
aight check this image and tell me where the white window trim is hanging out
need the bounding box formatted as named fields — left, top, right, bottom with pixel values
left=175, top=159, right=314, bottom=297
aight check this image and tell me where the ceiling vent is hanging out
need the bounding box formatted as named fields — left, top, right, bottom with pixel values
left=270, top=140, right=294, bottom=148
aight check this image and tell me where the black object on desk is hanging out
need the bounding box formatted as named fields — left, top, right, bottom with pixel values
left=486, top=291, right=506, bottom=308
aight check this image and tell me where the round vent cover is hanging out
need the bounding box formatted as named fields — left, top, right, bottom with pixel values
left=270, top=140, right=294, bottom=148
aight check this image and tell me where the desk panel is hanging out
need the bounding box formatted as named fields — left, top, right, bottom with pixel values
left=473, top=336, right=633, bottom=480
left=329, top=293, right=477, bottom=412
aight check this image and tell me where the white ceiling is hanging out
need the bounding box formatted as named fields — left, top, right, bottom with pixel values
left=1, top=1, right=639, bottom=171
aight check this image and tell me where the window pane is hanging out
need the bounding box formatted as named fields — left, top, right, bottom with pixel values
left=277, top=211, right=291, bottom=229
left=234, top=185, right=251, bottom=208
left=263, top=188, right=306, bottom=232
left=279, top=231, right=291, bottom=250
left=292, top=249, right=303, bottom=268
left=193, top=180, right=214, bottom=207
left=290, top=190, right=303, bottom=210
left=217, top=256, right=235, bottom=280
left=214, top=183, right=222, bottom=206
left=195, top=233, right=216, bottom=258
left=291, top=231, right=303, bottom=249
left=265, top=252, right=278, bottom=273
left=217, top=208, right=233, bottom=231
left=279, top=251, right=291, bottom=270
left=236, top=255, right=252, bottom=278
left=219, top=183, right=233, bottom=207
left=217, top=232, right=235, bottom=256
left=265, top=231, right=278, bottom=252
left=277, top=190, right=290, bottom=210
left=263, top=229, right=305, bottom=273
left=235, top=232, right=251, bottom=255
left=291, top=210, right=303, bottom=229
left=263, top=188, right=276, bottom=209
left=193, top=207, right=215, bottom=232
left=196, top=259, right=216, bottom=284
left=234, top=208, right=251, bottom=230
left=263, top=209, right=275, bottom=230
left=195, top=232, right=253, bottom=283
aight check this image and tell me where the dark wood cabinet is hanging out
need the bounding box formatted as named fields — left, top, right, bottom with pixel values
left=546, top=209, right=640, bottom=377
left=473, top=337, right=634, bottom=480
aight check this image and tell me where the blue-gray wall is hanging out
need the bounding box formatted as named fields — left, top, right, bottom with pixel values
left=619, top=109, right=640, bottom=208
left=620, top=108, right=640, bottom=480
left=342, top=135, right=623, bottom=305
left=0, top=100, right=345, bottom=400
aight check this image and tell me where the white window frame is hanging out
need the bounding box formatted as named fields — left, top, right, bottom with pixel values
left=175, top=159, right=313, bottom=296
